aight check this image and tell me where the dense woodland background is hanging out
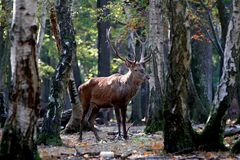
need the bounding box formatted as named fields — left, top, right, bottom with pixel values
left=0, top=0, right=240, bottom=159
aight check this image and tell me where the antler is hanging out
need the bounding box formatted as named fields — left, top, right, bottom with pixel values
left=134, top=31, right=152, bottom=64
left=140, top=53, right=152, bottom=64
left=106, top=28, right=135, bottom=64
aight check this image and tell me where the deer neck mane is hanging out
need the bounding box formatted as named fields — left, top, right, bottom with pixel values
left=121, top=70, right=142, bottom=87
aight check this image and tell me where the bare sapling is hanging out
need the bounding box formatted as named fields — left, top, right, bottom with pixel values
left=79, top=28, right=151, bottom=141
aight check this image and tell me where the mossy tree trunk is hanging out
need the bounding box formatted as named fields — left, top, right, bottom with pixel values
left=163, top=0, right=195, bottom=153
left=145, top=0, right=165, bottom=133
left=199, top=0, right=240, bottom=151
left=50, top=1, right=82, bottom=134
left=38, top=0, right=77, bottom=145
left=0, top=0, right=40, bottom=159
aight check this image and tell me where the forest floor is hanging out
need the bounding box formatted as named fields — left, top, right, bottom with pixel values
left=1, top=123, right=240, bottom=159
left=37, top=122, right=240, bottom=160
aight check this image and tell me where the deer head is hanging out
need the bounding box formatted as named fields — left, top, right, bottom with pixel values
left=106, top=28, right=151, bottom=83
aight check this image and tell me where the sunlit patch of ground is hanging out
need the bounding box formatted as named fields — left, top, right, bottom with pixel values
left=1, top=124, right=240, bottom=159
left=37, top=124, right=240, bottom=159
left=38, top=124, right=165, bottom=159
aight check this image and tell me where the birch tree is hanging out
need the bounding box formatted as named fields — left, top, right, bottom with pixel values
left=199, top=0, right=240, bottom=150
left=145, top=0, right=165, bottom=133
left=0, top=0, right=40, bottom=158
left=163, top=0, right=240, bottom=153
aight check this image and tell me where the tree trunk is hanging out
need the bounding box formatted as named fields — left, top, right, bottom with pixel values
left=0, top=0, right=40, bottom=159
left=163, top=0, right=195, bottom=153
left=190, top=38, right=213, bottom=123
left=188, top=71, right=209, bottom=123
left=145, top=0, right=165, bottom=133
left=0, top=92, right=7, bottom=127
left=72, top=51, right=82, bottom=87
left=130, top=90, right=142, bottom=124
left=36, top=0, right=47, bottom=58
left=145, top=77, right=162, bottom=133
left=38, top=0, right=76, bottom=145
left=216, top=0, right=229, bottom=51
left=97, top=0, right=111, bottom=123
left=199, top=0, right=240, bottom=150
left=0, top=0, right=6, bottom=89
left=97, top=0, right=110, bottom=77
left=141, top=81, right=149, bottom=119
left=0, top=0, right=11, bottom=99
left=62, top=72, right=82, bottom=133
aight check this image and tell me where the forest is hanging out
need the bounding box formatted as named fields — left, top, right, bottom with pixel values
left=0, top=0, right=240, bottom=159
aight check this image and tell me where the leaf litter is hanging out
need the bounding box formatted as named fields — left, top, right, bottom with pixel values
left=0, top=124, right=240, bottom=159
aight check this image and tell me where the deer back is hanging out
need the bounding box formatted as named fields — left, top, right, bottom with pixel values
left=78, top=73, right=141, bottom=108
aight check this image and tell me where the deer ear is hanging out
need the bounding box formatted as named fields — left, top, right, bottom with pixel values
left=125, top=60, right=132, bottom=68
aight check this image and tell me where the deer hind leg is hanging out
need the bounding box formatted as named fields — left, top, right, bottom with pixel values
left=79, top=105, right=90, bottom=141
left=114, top=107, right=122, bottom=139
left=88, top=104, right=101, bottom=141
left=121, top=106, right=128, bottom=140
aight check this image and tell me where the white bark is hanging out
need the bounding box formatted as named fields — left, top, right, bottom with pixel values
left=202, top=0, right=240, bottom=144
left=0, top=0, right=39, bottom=157
left=209, top=0, right=240, bottom=115
left=10, top=0, right=39, bottom=133
left=149, top=0, right=165, bottom=94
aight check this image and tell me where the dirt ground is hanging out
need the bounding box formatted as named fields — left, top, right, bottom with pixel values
left=0, top=123, right=240, bottom=159
left=37, top=123, right=240, bottom=160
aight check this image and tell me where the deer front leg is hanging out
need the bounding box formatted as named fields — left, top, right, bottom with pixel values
left=121, top=106, right=128, bottom=140
left=114, top=107, right=122, bottom=139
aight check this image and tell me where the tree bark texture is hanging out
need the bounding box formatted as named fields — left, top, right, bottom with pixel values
left=130, top=90, right=142, bottom=124
left=62, top=72, right=82, bottom=133
left=36, top=0, right=47, bottom=58
left=216, top=0, right=230, bottom=51
left=188, top=71, right=208, bottom=123
left=163, top=0, right=195, bottom=153
left=97, top=0, right=111, bottom=123
left=0, top=0, right=11, bottom=92
left=200, top=0, right=240, bottom=150
left=47, top=4, right=82, bottom=134
left=0, top=0, right=40, bottom=159
left=97, top=0, right=110, bottom=77
left=38, top=0, right=76, bottom=145
left=145, top=0, right=165, bottom=133
left=148, top=0, right=165, bottom=96
left=0, top=92, right=7, bottom=127
left=190, top=38, right=213, bottom=122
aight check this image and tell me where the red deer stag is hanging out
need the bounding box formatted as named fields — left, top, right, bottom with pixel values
left=79, top=29, right=151, bottom=141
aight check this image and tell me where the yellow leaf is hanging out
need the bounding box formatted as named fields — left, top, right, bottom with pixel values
left=144, top=151, right=154, bottom=156
left=151, top=142, right=164, bottom=150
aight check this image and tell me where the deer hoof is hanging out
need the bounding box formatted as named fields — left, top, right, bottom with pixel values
left=78, top=137, right=83, bottom=142
left=123, top=135, right=128, bottom=140
left=115, top=135, right=124, bottom=141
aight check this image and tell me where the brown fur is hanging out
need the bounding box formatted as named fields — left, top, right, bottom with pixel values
left=79, top=61, right=149, bottom=141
